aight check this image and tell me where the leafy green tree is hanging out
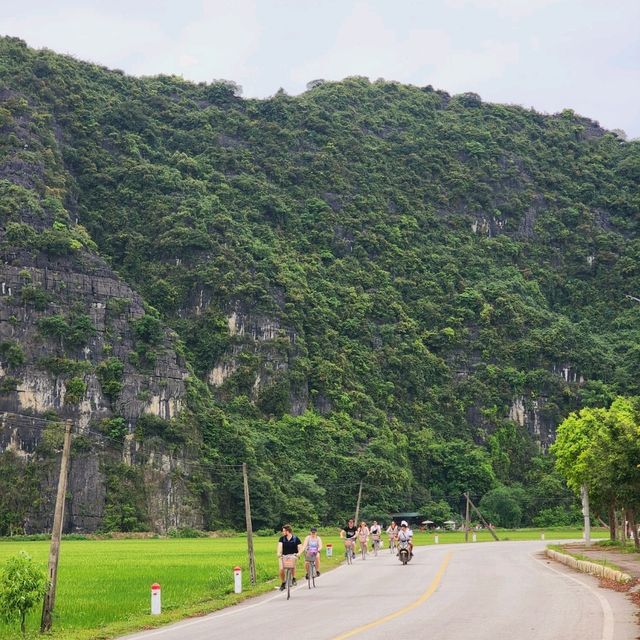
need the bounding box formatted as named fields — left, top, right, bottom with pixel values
left=0, top=551, right=49, bottom=638
left=419, top=499, right=455, bottom=525
left=478, top=485, right=526, bottom=528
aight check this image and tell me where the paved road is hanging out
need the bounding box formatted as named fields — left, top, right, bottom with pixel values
left=122, top=540, right=637, bottom=640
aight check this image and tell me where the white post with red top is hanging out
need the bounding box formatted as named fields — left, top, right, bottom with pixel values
left=151, top=583, right=161, bottom=615
left=234, top=566, right=242, bottom=594
left=326, top=543, right=333, bottom=557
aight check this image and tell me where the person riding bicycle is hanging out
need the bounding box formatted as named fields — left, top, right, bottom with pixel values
left=301, top=526, right=323, bottom=580
left=370, top=520, right=382, bottom=551
left=340, top=518, right=358, bottom=559
left=277, top=524, right=302, bottom=591
left=357, top=521, right=370, bottom=557
left=386, top=520, right=399, bottom=551
left=398, top=520, right=413, bottom=557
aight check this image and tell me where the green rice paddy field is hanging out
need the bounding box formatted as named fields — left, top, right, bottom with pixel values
left=0, top=527, right=608, bottom=640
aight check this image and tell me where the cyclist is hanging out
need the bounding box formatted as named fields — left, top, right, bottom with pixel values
left=386, top=520, right=399, bottom=553
left=340, top=518, right=358, bottom=559
left=398, top=520, right=414, bottom=557
left=301, top=526, right=323, bottom=579
left=277, top=524, right=302, bottom=591
left=357, top=521, right=370, bottom=558
left=370, top=520, right=382, bottom=552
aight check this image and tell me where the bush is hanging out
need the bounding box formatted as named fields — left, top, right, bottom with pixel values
left=0, top=551, right=49, bottom=638
left=132, top=315, right=164, bottom=345
left=64, top=377, right=87, bottom=405
left=0, top=341, right=25, bottom=368
left=67, top=313, right=96, bottom=346
left=532, top=506, right=583, bottom=528
left=101, top=416, right=128, bottom=442
left=37, top=314, right=69, bottom=339
left=166, top=527, right=207, bottom=538
left=96, top=358, right=124, bottom=402
left=0, top=376, right=19, bottom=394
left=20, top=285, right=50, bottom=310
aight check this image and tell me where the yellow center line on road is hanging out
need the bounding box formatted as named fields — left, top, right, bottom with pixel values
left=331, top=551, right=453, bottom=640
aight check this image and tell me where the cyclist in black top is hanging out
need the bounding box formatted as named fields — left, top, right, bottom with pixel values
left=340, top=518, right=358, bottom=559
left=277, top=524, right=302, bottom=590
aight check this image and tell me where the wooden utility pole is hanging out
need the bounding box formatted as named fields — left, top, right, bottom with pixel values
left=41, top=419, right=73, bottom=632
left=464, top=492, right=470, bottom=543
left=467, top=494, right=499, bottom=541
left=581, top=484, right=591, bottom=546
left=354, top=480, right=363, bottom=524
left=242, top=463, right=256, bottom=585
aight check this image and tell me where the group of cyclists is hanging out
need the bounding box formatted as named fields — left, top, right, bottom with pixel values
left=276, top=518, right=414, bottom=590
left=340, top=518, right=414, bottom=558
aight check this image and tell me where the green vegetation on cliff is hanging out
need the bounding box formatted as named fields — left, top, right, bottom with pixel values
left=0, top=36, right=639, bottom=530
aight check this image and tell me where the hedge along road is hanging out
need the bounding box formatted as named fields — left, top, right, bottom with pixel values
left=121, top=539, right=637, bottom=640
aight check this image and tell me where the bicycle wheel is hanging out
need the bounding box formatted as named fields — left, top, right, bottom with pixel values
left=311, top=563, right=316, bottom=588
left=345, top=547, right=352, bottom=565
left=286, top=568, right=292, bottom=600
left=307, top=564, right=312, bottom=589
left=361, top=545, right=366, bottom=560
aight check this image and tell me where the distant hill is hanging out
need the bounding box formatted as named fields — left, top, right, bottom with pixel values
left=1, top=36, right=639, bottom=532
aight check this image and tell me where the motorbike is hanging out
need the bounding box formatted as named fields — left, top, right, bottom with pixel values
left=397, top=539, right=412, bottom=565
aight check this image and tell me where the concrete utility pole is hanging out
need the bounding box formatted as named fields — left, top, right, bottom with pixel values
left=467, top=494, right=499, bottom=542
left=242, top=463, right=256, bottom=585
left=41, top=419, right=73, bottom=632
left=465, top=492, right=470, bottom=543
left=354, top=480, right=363, bottom=524
left=581, top=484, right=591, bottom=546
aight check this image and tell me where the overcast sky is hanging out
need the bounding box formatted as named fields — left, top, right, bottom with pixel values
left=2, top=0, right=639, bottom=137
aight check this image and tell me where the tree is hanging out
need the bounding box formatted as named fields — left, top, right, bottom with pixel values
left=479, top=486, right=526, bottom=528
left=552, top=398, right=640, bottom=543
left=0, top=551, right=49, bottom=638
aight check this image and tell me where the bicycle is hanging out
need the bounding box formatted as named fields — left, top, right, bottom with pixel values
left=389, top=537, right=397, bottom=555
left=359, top=539, right=367, bottom=560
left=280, top=554, right=298, bottom=600
left=306, top=551, right=318, bottom=589
left=371, top=535, right=381, bottom=556
left=344, top=539, right=355, bottom=565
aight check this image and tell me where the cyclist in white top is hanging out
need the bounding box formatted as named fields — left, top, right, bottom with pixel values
left=301, top=527, right=323, bottom=579
left=369, top=520, right=382, bottom=551
left=357, top=521, right=370, bottom=557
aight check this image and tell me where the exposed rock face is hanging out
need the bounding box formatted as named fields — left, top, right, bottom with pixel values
left=0, top=253, right=200, bottom=532
left=207, top=306, right=305, bottom=412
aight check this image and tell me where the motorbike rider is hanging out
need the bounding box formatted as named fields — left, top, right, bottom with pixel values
left=398, top=520, right=414, bottom=557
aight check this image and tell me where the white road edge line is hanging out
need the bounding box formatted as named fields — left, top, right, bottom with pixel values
left=534, top=553, right=615, bottom=640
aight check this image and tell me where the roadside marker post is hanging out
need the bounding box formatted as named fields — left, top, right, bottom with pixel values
left=326, top=544, right=333, bottom=557
left=472, top=533, right=477, bottom=542
left=541, top=533, right=545, bottom=540
left=434, top=535, right=439, bottom=544
left=151, top=583, right=161, bottom=615
left=234, top=566, right=242, bottom=594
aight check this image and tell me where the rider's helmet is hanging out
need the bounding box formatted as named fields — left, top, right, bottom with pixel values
left=310, top=527, right=317, bottom=532
left=401, top=520, right=408, bottom=527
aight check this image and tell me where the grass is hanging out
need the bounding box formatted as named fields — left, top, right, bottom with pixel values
left=0, top=527, right=606, bottom=639
left=548, top=543, right=625, bottom=573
